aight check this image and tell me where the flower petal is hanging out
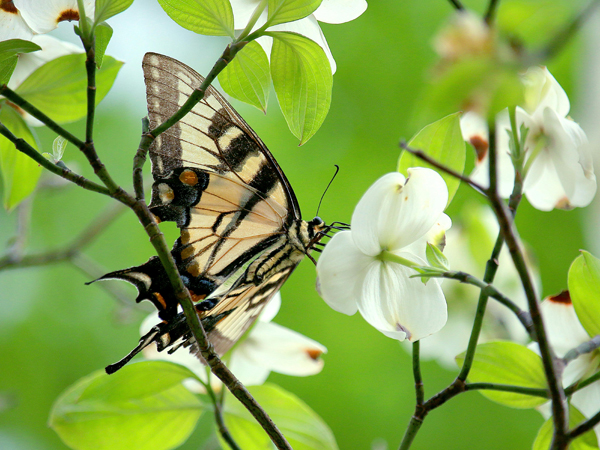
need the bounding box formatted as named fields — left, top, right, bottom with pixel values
left=540, top=294, right=590, bottom=356
left=522, top=66, right=570, bottom=118
left=270, top=15, right=336, bottom=73
left=229, top=0, right=261, bottom=30
left=316, top=230, right=372, bottom=315
left=357, top=258, right=447, bottom=342
left=0, top=6, right=33, bottom=41
left=13, top=0, right=94, bottom=34
left=312, top=0, right=367, bottom=24
left=259, top=292, right=281, bottom=323
left=351, top=170, right=448, bottom=255
left=232, top=321, right=326, bottom=379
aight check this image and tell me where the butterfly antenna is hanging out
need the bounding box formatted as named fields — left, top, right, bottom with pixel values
left=315, top=165, right=340, bottom=218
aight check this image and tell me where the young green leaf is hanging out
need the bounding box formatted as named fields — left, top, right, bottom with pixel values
left=15, top=54, right=123, bottom=124
left=157, top=0, right=234, bottom=37
left=94, top=0, right=134, bottom=23
left=398, top=112, right=465, bottom=206
left=218, top=40, right=271, bottom=112
left=533, top=405, right=598, bottom=450
left=94, top=22, right=113, bottom=68
left=426, top=243, right=450, bottom=271
left=456, top=341, right=547, bottom=408
left=266, top=0, right=322, bottom=27
left=569, top=251, right=600, bottom=337
left=0, top=56, right=18, bottom=85
left=223, top=383, right=339, bottom=450
left=270, top=31, right=332, bottom=145
left=49, top=361, right=205, bottom=450
left=0, top=105, right=42, bottom=210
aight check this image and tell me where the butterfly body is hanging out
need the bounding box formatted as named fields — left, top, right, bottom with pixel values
left=96, top=53, right=328, bottom=372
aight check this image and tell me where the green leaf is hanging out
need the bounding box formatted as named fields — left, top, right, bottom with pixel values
left=0, top=104, right=42, bottom=210
left=94, top=0, right=134, bottom=23
left=157, top=0, right=234, bottom=37
left=223, top=383, right=339, bottom=450
left=398, top=112, right=465, bottom=206
left=0, top=56, right=18, bottom=85
left=270, top=31, right=332, bottom=145
left=533, top=405, right=599, bottom=450
left=94, top=22, right=113, bottom=68
left=569, top=251, right=600, bottom=337
left=0, top=39, right=41, bottom=84
left=49, top=361, right=205, bottom=450
left=219, top=41, right=271, bottom=112
left=267, top=0, right=322, bottom=27
left=455, top=341, right=547, bottom=408
left=15, top=53, right=123, bottom=124
left=426, top=242, right=450, bottom=271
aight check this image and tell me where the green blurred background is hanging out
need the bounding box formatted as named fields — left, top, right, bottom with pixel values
left=1, top=0, right=596, bottom=448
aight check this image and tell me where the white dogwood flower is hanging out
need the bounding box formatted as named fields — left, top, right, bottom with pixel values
left=0, top=0, right=34, bottom=41
left=536, top=292, right=600, bottom=441
left=141, top=293, right=327, bottom=392
left=11, top=0, right=94, bottom=34
left=230, top=0, right=367, bottom=73
left=463, top=67, right=596, bottom=211
left=317, top=169, right=451, bottom=342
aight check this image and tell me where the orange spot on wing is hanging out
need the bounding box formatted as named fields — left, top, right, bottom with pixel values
left=179, top=169, right=198, bottom=186
left=153, top=292, right=167, bottom=309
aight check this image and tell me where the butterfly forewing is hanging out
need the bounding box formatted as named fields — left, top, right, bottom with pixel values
left=96, top=53, right=322, bottom=372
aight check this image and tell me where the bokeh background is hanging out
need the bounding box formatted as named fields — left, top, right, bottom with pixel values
left=1, top=0, right=599, bottom=449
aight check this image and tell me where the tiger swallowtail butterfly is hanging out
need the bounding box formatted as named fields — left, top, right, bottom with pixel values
left=95, top=53, right=334, bottom=374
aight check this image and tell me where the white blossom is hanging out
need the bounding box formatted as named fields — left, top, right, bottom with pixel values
left=462, top=67, right=596, bottom=211
left=316, top=169, right=451, bottom=342
left=230, top=0, right=367, bottom=73
left=141, top=293, right=327, bottom=392
left=11, top=0, right=94, bottom=35
left=0, top=1, right=34, bottom=41
left=536, top=292, right=600, bottom=441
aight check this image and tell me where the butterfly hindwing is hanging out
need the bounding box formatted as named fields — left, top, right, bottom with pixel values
left=96, top=53, right=325, bottom=372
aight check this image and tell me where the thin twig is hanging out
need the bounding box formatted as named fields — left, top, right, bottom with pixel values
left=568, top=409, right=600, bottom=441
left=562, top=336, right=600, bottom=366
left=0, top=122, right=110, bottom=196
left=0, top=85, right=85, bottom=148
left=446, top=0, right=464, bottom=10
left=465, top=382, right=549, bottom=398
left=484, top=0, right=501, bottom=24
left=530, top=0, right=600, bottom=63
left=565, top=370, right=600, bottom=396
left=205, top=384, right=241, bottom=450
left=399, top=141, right=487, bottom=195
left=412, top=341, right=424, bottom=406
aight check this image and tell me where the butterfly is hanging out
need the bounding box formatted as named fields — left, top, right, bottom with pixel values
left=95, top=52, right=344, bottom=374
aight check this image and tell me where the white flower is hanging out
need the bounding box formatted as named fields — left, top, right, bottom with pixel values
left=418, top=205, right=540, bottom=368
left=463, top=67, right=597, bottom=211
left=316, top=169, right=451, bottom=342
left=10, top=0, right=94, bottom=35
left=0, top=1, right=34, bottom=41
left=230, top=0, right=368, bottom=73
left=433, top=10, right=493, bottom=61
left=3, top=35, right=82, bottom=126
left=536, top=292, right=600, bottom=441
left=141, top=293, right=327, bottom=392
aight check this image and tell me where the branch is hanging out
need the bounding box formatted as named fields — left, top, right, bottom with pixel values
left=446, top=0, right=464, bottom=10
left=568, top=408, right=600, bottom=441
left=0, top=85, right=85, bottom=148
left=0, top=121, right=110, bottom=196
left=438, top=270, right=534, bottom=338
left=399, top=141, right=487, bottom=195
left=484, top=0, right=501, bottom=24
left=565, top=370, right=600, bottom=396
left=205, top=383, right=241, bottom=450
left=562, top=336, right=600, bottom=366
left=530, top=0, right=600, bottom=63
left=412, top=341, right=424, bottom=406
left=465, top=382, right=549, bottom=398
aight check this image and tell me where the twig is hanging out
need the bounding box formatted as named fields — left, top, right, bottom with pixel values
left=562, top=336, right=600, bottom=366
left=530, top=0, right=600, bottom=63
left=205, top=383, right=241, bottom=450
left=399, top=141, right=487, bottom=195
left=446, top=0, right=464, bottom=10
left=565, top=370, right=600, bottom=396
left=465, top=382, right=549, bottom=398
left=412, top=341, right=424, bottom=406
left=0, top=122, right=110, bottom=196
left=484, top=0, right=501, bottom=24
left=0, top=85, right=85, bottom=148
left=438, top=270, right=534, bottom=338
left=568, top=409, right=600, bottom=441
